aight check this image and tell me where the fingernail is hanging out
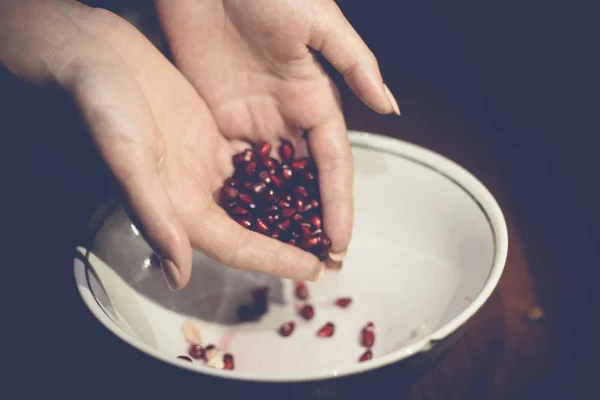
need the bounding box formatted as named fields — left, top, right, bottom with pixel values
left=161, top=259, right=181, bottom=291
left=384, top=84, right=401, bottom=116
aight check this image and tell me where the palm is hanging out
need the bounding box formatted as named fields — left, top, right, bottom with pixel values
left=156, top=0, right=400, bottom=266
left=74, top=8, right=324, bottom=289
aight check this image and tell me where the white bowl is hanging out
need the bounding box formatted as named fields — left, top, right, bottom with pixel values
left=74, top=131, right=507, bottom=395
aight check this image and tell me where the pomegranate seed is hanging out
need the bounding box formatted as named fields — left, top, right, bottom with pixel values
left=335, top=297, right=352, bottom=308
left=359, top=349, right=373, bottom=362
left=317, top=233, right=331, bottom=248
left=220, top=186, right=238, bottom=202
left=294, top=186, right=309, bottom=198
left=252, top=182, right=267, bottom=194
left=288, top=238, right=298, bottom=246
left=223, top=353, right=235, bottom=370
left=299, top=304, right=315, bottom=320
left=233, top=149, right=253, bottom=165
left=188, top=344, right=205, bottom=360
left=301, top=235, right=319, bottom=249
left=299, top=223, right=313, bottom=237
left=294, top=197, right=305, bottom=212
left=264, top=188, right=277, bottom=203
left=366, top=322, right=375, bottom=329
left=279, top=321, right=296, bottom=337
left=281, top=207, right=296, bottom=218
left=295, top=281, right=309, bottom=300
left=292, top=213, right=303, bottom=221
left=270, top=173, right=283, bottom=188
left=360, top=328, right=375, bottom=347
left=279, top=140, right=294, bottom=162
left=245, top=161, right=257, bottom=176
left=231, top=207, right=249, bottom=216
left=224, top=178, right=239, bottom=188
left=277, top=219, right=291, bottom=231
left=258, top=170, right=272, bottom=184
left=238, top=193, right=252, bottom=204
left=282, top=166, right=293, bottom=180
left=177, top=355, right=193, bottom=362
left=271, top=230, right=281, bottom=239
left=256, top=142, right=272, bottom=158
left=317, top=322, right=335, bottom=338
left=301, top=170, right=316, bottom=182
left=254, top=218, right=270, bottom=234
left=234, top=217, right=252, bottom=229
left=291, top=158, right=309, bottom=171
left=262, top=157, right=275, bottom=170
left=310, top=215, right=322, bottom=229
left=310, top=199, right=320, bottom=209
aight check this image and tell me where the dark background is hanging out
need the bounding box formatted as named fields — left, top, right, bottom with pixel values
left=1, top=0, right=597, bottom=398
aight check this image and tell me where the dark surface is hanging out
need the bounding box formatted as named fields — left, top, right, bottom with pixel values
left=2, top=1, right=598, bottom=399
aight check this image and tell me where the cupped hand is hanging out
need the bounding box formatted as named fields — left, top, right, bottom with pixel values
left=155, top=0, right=400, bottom=267
left=0, top=0, right=325, bottom=289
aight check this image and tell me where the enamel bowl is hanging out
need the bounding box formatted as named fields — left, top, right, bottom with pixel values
left=74, top=131, right=508, bottom=399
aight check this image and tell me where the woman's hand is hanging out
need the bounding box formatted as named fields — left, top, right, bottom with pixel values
left=0, top=0, right=325, bottom=289
left=155, top=0, right=400, bottom=268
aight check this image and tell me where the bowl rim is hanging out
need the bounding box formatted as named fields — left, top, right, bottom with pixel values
left=74, top=130, right=509, bottom=383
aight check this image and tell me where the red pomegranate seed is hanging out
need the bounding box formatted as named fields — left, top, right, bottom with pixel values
left=281, top=207, right=295, bottom=218
left=299, top=223, right=313, bottom=237
left=252, top=182, right=267, bottom=194
left=264, top=188, right=277, bottom=203
left=310, top=215, right=322, bottom=229
left=301, top=236, right=319, bottom=249
left=262, top=157, right=275, bottom=170
left=366, top=322, right=375, bottom=329
left=233, top=149, right=253, bottom=165
left=291, top=158, right=309, bottom=171
left=317, top=233, right=331, bottom=248
left=220, top=186, right=238, bottom=202
left=295, top=281, right=309, bottom=300
left=294, top=197, right=305, bottom=212
left=258, top=170, right=272, bottom=184
left=293, top=186, right=309, bottom=198
left=299, top=304, right=315, bottom=320
left=278, top=199, right=291, bottom=209
left=360, top=328, right=375, bottom=347
left=224, top=178, right=239, bottom=188
left=254, top=218, right=270, bottom=234
left=282, top=166, right=293, bottom=180
left=245, top=160, right=257, bottom=176
left=223, top=353, right=235, bottom=370
left=238, top=193, right=252, bottom=205
left=292, top=213, right=303, bottom=221
left=359, top=349, right=373, bottom=362
left=310, top=199, right=320, bottom=209
left=231, top=207, right=249, bottom=216
left=256, top=142, right=272, bottom=158
left=234, top=217, right=252, bottom=229
left=188, top=344, right=205, bottom=360
left=316, top=322, right=335, bottom=338
left=270, top=173, right=283, bottom=188
left=288, top=238, right=298, bottom=246
left=279, top=140, right=294, bottom=163
left=277, top=219, right=291, bottom=231
left=271, top=230, right=281, bottom=239
left=279, top=321, right=296, bottom=337
left=335, top=297, right=352, bottom=308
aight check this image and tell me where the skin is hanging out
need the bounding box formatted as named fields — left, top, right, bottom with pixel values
left=155, top=0, right=400, bottom=269
left=0, top=0, right=399, bottom=290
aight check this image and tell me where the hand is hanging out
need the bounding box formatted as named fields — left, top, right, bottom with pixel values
left=155, top=0, right=400, bottom=268
left=0, top=0, right=325, bottom=289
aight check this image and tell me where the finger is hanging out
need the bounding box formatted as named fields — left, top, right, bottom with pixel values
left=188, top=203, right=325, bottom=281
left=308, top=1, right=400, bottom=116
left=62, top=56, right=192, bottom=290
left=307, top=115, right=354, bottom=263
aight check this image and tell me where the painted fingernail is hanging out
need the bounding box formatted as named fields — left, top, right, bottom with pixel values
left=161, top=259, right=181, bottom=291
left=384, top=84, right=401, bottom=116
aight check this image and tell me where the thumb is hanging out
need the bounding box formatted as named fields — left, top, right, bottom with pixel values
left=60, top=55, right=192, bottom=290
left=308, top=1, right=401, bottom=116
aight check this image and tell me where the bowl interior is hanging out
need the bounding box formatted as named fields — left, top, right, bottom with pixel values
left=75, top=132, right=500, bottom=380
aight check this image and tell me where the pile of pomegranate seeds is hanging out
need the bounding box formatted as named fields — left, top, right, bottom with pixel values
left=218, top=140, right=332, bottom=261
